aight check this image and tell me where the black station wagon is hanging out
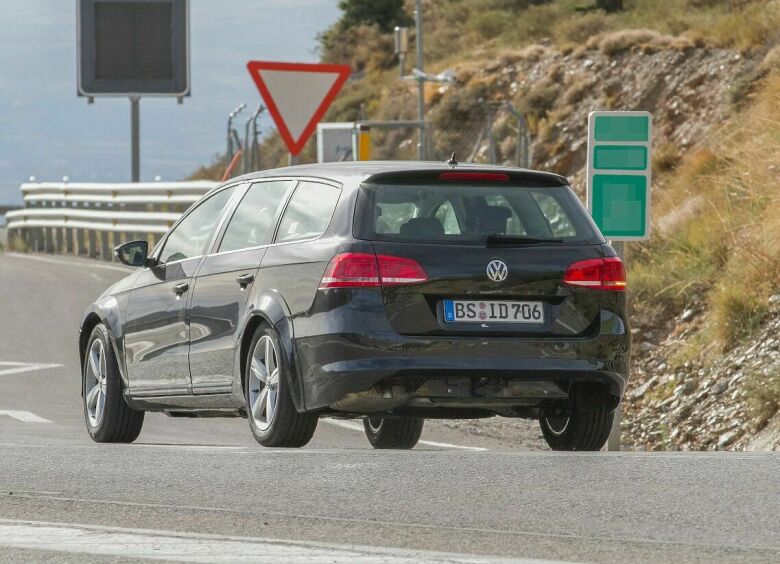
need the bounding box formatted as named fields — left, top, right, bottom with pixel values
left=79, top=161, right=630, bottom=451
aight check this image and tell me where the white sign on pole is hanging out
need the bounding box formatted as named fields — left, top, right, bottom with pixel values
left=317, top=123, right=356, bottom=163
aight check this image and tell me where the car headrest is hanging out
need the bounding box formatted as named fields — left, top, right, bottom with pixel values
left=469, top=205, right=512, bottom=234
left=399, top=217, right=445, bottom=238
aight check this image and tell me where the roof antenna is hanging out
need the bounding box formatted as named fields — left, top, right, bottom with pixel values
left=446, top=152, right=458, bottom=167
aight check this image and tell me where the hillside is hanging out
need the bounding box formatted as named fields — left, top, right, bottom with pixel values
left=194, top=0, right=780, bottom=450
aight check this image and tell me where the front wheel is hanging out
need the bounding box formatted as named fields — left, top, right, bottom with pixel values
left=83, top=324, right=144, bottom=443
left=245, top=324, right=318, bottom=448
left=363, top=416, right=424, bottom=449
left=539, top=388, right=614, bottom=451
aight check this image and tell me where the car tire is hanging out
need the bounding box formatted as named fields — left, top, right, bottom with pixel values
left=245, top=324, right=318, bottom=448
left=363, top=416, right=424, bottom=449
left=83, top=324, right=144, bottom=443
left=539, top=387, right=614, bottom=451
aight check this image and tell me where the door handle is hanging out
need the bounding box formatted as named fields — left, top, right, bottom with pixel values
left=236, top=273, right=255, bottom=287
left=173, top=282, right=189, bottom=295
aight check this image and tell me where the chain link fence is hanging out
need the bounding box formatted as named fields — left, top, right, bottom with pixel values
left=431, top=101, right=531, bottom=167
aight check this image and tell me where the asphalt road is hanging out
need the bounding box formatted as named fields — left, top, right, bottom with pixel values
left=0, top=252, right=778, bottom=563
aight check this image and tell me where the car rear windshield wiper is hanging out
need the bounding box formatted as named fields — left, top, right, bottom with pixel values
left=484, top=233, right=564, bottom=247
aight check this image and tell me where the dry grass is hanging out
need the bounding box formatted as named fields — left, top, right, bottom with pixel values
left=632, top=73, right=780, bottom=349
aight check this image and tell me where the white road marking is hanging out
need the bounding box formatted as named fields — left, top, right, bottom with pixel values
left=0, top=519, right=574, bottom=564
left=0, top=410, right=52, bottom=423
left=4, top=252, right=131, bottom=273
left=0, top=361, right=62, bottom=377
left=133, top=444, right=249, bottom=452
left=322, top=419, right=488, bottom=451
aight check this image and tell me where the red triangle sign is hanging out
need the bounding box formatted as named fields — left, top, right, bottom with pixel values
left=247, top=61, right=351, bottom=156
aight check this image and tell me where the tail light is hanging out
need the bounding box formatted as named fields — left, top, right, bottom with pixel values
left=319, top=253, right=428, bottom=289
left=563, top=257, right=626, bottom=291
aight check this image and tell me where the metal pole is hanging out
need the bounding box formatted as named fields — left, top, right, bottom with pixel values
left=415, top=0, right=425, bottom=161
left=607, top=240, right=625, bottom=451
left=130, top=97, right=140, bottom=182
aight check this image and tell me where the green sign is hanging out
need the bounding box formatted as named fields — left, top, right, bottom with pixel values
left=587, top=111, right=652, bottom=241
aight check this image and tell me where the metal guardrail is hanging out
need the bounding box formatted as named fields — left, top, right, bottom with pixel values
left=5, top=181, right=218, bottom=260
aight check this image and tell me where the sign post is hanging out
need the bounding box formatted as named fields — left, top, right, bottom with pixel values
left=78, top=0, right=190, bottom=182
left=587, top=110, right=652, bottom=451
left=246, top=61, right=350, bottom=162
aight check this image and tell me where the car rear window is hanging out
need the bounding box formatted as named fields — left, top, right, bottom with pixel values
left=354, top=182, right=602, bottom=245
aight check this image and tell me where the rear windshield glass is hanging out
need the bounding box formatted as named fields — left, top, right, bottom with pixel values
left=354, top=182, right=601, bottom=245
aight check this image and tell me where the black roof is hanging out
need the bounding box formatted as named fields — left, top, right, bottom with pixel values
left=230, top=161, right=568, bottom=188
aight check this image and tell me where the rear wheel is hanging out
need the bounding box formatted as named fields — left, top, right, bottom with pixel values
left=245, top=325, right=318, bottom=448
left=363, top=416, right=424, bottom=449
left=83, top=324, right=144, bottom=443
left=539, top=387, right=614, bottom=451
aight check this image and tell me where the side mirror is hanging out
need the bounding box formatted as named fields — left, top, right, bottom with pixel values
left=114, top=240, right=149, bottom=267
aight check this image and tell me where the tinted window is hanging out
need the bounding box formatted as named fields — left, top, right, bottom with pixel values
left=276, top=181, right=340, bottom=243
left=355, top=183, right=598, bottom=245
left=219, top=180, right=293, bottom=252
left=531, top=192, right=577, bottom=237
left=160, top=186, right=236, bottom=263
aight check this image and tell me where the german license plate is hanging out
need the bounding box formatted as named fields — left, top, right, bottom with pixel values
left=443, top=300, right=544, bottom=324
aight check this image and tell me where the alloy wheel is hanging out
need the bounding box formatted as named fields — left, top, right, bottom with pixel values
left=366, top=417, right=383, bottom=434
left=85, top=338, right=107, bottom=427
left=248, top=335, right=280, bottom=431
left=544, top=416, right=570, bottom=436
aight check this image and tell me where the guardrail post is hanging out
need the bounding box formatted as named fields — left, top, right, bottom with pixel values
left=31, top=228, right=41, bottom=252
left=63, top=228, right=73, bottom=254
left=78, top=228, right=87, bottom=256
left=43, top=228, right=54, bottom=254
left=87, top=230, right=96, bottom=258
left=108, top=231, right=117, bottom=261
left=100, top=231, right=110, bottom=261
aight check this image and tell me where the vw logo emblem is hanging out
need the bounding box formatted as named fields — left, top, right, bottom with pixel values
left=486, top=259, right=508, bottom=282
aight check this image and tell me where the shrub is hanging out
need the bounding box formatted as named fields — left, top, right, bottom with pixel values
left=555, top=12, right=612, bottom=46
left=598, top=29, right=662, bottom=55
left=652, top=142, right=682, bottom=173
left=336, top=0, right=411, bottom=33
left=515, top=79, right=559, bottom=118
left=470, top=10, right=509, bottom=39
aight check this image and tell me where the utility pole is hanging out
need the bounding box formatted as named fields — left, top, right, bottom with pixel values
left=415, top=0, right=426, bottom=161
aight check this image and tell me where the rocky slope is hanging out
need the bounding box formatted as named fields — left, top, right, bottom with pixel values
left=625, top=296, right=780, bottom=450
left=416, top=37, right=780, bottom=451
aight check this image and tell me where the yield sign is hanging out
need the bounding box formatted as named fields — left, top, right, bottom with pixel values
left=247, top=61, right=351, bottom=156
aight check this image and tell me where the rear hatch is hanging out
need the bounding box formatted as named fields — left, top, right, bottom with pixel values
left=353, top=169, right=611, bottom=338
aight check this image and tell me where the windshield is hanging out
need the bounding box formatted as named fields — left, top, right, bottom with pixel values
left=354, top=182, right=602, bottom=245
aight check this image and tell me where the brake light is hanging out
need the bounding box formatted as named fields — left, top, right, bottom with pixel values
left=376, top=254, right=428, bottom=285
left=563, top=257, right=626, bottom=291
left=438, top=172, right=509, bottom=182
left=319, top=253, right=428, bottom=289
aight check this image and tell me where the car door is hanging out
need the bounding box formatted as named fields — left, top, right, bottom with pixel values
left=259, top=180, right=342, bottom=315
left=188, top=179, right=295, bottom=393
left=123, top=185, right=238, bottom=395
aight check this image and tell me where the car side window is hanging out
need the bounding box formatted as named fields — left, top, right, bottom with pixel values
left=276, top=181, right=340, bottom=243
left=218, top=180, right=293, bottom=253
left=160, top=186, right=236, bottom=263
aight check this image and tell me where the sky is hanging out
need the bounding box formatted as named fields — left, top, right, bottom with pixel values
left=0, top=0, right=341, bottom=205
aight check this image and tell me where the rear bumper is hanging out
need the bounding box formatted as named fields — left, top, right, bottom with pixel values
left=294, top=312, right=630, bottom=413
